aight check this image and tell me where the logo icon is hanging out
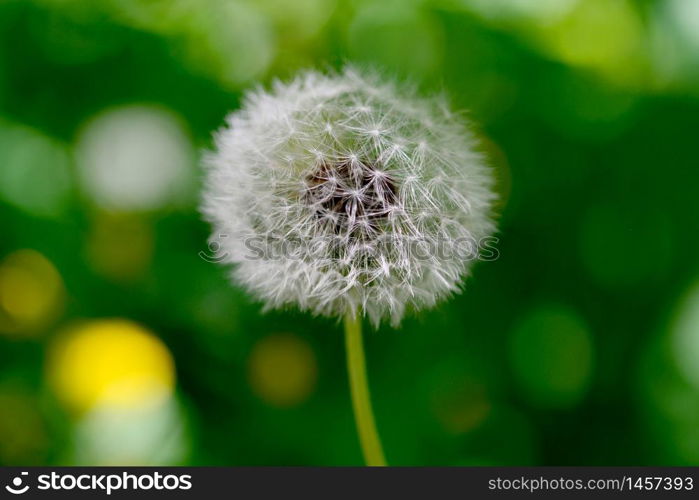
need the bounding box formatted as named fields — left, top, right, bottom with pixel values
left=5, top=472, right=29, bottom=495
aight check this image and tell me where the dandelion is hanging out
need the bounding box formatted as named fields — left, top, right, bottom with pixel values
left=201, top=67, right=496, bottom=465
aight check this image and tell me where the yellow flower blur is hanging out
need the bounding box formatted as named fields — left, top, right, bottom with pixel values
left=47, top=319, right=175, bottom=413
left=248, top=333, right=317, bottom=408
left=0, top=249, right=65, bottom=336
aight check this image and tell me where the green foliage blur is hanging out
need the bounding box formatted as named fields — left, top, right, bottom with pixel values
left=1, top=0, right=698, bottom=466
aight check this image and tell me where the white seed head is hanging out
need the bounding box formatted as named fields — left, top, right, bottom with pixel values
left=201, top=68, right=496, bottom=327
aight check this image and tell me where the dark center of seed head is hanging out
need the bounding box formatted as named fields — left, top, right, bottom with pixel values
left=305, top=159, right=398, bottom=237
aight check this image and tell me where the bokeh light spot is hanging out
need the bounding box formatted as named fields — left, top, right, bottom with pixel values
left=670, top=284, right=699, bottom=390
left=0, top=250, right=65, bottom=336
left=75, top=105, right=194, bottom=212
left=0, top=388, right=50, bottom=464
left=638, top=331, right=699, bottom=464
left=0, top=120, right=73, bottom=218
left=348, top=2, right=443, bottom=75
left=432, top=378, right=491, bottom=435
left=94, top=0, right=275, bottom=86
left=256, top=0, right=335, bottom=41
left=248, top=333, right=317, bottom=408
left=47, top=319, right=175, bottom=413
left=464, top=0, right=579, bottom=25
left=86, top=212, right=154, bottom=283
left=182, top=1, right=275, bottom=87
left=667, top=0, right=699, bottom=50
left=509, top=305, right=594, bottom=409
left=538, top=0, right=644, bottom=85
left=647, top=0, right=699, bottom=87
left=74, top=395, right=187, bottom=465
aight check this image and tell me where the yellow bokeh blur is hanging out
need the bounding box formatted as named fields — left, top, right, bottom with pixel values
left=0, top=249, right=65, bottom=336
left=248, top=333, right=317, bottom=408
left=86, top=212, right=154, bottom=283
left=0, top=388, right=50, bottom=464
left=47, top=319, right=175, bottom=413
left=537, top=0, right=645, bottom=86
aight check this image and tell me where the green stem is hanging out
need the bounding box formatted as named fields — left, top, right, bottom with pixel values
left=343, top=312, right=387, bottom=466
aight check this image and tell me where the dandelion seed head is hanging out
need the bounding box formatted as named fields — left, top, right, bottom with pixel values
left=201, top=68, right=496, bottom=326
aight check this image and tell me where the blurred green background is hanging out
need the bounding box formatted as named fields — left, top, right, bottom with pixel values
left=1, top=0, right=698, bottom=466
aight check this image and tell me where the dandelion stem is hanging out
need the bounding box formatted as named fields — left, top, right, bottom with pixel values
left=343, top=312, right=387, bottom=466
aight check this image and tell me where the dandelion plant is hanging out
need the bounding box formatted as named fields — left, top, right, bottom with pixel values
left=201, top=68, right=496, bottom=466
